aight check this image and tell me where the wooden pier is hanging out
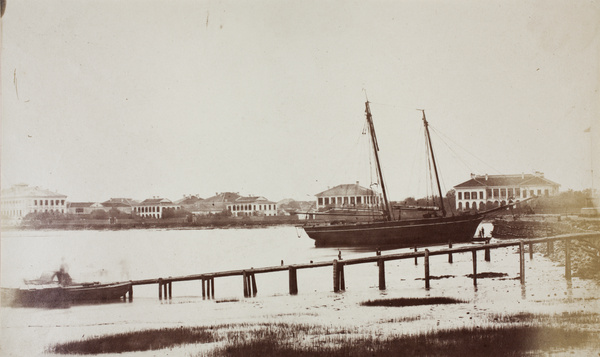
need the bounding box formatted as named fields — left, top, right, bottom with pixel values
left=122, top=232, right=600, bottom=300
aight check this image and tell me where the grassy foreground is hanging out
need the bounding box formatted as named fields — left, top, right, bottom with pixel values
left=48, top=312, right=600, bottom=356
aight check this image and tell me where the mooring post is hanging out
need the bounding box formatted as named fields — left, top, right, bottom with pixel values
left=414, top=247, right=418, bottom=265
left=339, top=262, right=345, bottom=291
left=448, top=241, right=453, bottom=263
left=424, top=249, right=430, bottom=289
left=210, top=277, right=215, bottom=298
left=378, top=258, right=386, bottom=290
left=484, top=239, right=491, bottom=262
left=243, top=271, right=249, bottom=297
left=519, top=241, right=525, bottom=284
left=565, top=238, right=571, bottom=280
left=163, top=281, right=168, bottom=299
left=168, top=282, right=172, bottom=299
left=472, top=249, right=477, bottom=286
left=333, top=260, right=340, bottom=292
left=288, top=267, right=298, bottom=295
left=251, top=273, right=258, bottom=296
left=529, top=243, right=534, bottom=260
left=158, top=278, right=163, bottom=299
left=128, top=283, right=133, bottom=302
left=201, top=278, right=206, bottom=299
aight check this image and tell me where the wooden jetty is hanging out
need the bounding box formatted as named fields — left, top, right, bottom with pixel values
left=121, top=232, right=600, bottom=301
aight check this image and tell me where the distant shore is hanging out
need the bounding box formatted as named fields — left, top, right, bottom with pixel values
left=1, top=215, right=305, bottom=231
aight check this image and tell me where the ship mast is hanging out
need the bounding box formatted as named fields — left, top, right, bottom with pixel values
left=365, top=101, right=393, bottom=221
left=421, top=110, right=447, bottom=217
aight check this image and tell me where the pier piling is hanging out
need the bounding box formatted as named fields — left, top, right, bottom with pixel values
left=424, top=249, right=430, bottom=289
left=333, top=260, right=340, bottom=292
left=484, top=240, right=491, bottom=262
left=529, top=243, right=534, bottom=260
left=288, top=267, right=298, bottom=295
left=414, top=247, right=418, bottom=265
left=472, top=250, right=477, bottom=286
left=448, top=241, right=453, bottom=263
left=158, top=278, right=163, bottom=299
left=243, top=271, right=249, bottom=297
left=378, top=259, right=386, bottom=290
left=519, top=242, right=525, bottom=284
left=565, top=239, right=571, bottom=280
left=251, top=273, right=257, bottom=296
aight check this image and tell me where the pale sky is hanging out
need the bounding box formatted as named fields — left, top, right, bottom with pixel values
left=1, top=0, right=599, bottom=202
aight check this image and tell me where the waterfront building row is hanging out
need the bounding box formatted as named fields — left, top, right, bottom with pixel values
left=452, top=172, right=560, bottom=211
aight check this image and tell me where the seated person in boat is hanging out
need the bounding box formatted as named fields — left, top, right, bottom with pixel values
left=52, top=266, right=72, bottom=286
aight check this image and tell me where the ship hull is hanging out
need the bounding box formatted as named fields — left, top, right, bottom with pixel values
left=1, top=282, right=131, bottom=307
left=303, top=215, right=484, bottom=248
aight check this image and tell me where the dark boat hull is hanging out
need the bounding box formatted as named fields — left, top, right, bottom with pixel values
left=1, top=282, right=131, bottom=307
left=303, top=215, right=484, bottom=248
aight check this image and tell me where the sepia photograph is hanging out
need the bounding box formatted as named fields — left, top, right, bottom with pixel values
left=1, top=0, right=599, bottom=355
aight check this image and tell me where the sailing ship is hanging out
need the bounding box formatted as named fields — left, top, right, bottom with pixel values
left=302, top=101, right=521, bottom=248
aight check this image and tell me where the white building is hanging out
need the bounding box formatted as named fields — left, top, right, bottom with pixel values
left=315, top=183, right=382, bottom=211
left=227, top=196, right=278, bottom=217
left=1, top=184, right=68, bottom=220
left=133, top=197, right=179, bottom=219
left=453, top=172, right=560, bottom=211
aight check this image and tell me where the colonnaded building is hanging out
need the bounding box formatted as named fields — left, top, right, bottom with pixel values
left=453, top=172, right=560, bottom=211
left=315, top=182, right=382, bottom=211
left=0, top=183, right=68, bottom=220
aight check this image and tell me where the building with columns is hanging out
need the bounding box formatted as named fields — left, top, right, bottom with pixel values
left=1, top=184, right=68, bottom=220
left=453, top=172, right=560, bottom=211
left=133, top=197, right=179, bottom=219
left=315, top=183, right=382, bottom=211
left=226, top=196, right=278, bottom=217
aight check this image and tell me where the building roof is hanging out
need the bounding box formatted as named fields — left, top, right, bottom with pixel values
left=315, top=183, right=376, bottom=197
left=233, top=196, right=275, bottom=204
left=174, top=195, right=204, bottom=205
left=137, top=198, right=174, bottom=206
left=454, top=174, right=560, bottom=189
left=102, top=198, right=139, bottom=207
left=1, top=184, right=67, bottom=199
left=201, top=192, right=241, bottom=203
left=69, top=202, right=103, bottom=208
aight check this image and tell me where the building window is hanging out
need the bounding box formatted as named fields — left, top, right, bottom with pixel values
left=357, top=197, right=362, bottom=204
left=479, top=192, right=484, bottom=199
left=458, top=192, right=462, bottom=200
left=465, top=192, right=470, bottom=200
left=493, top=189, right=499, bottom=198
left=544, top=189, right=549, bottom=197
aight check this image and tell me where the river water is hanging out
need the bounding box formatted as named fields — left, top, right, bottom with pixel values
left=1, top=224, right=599, bottom=356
